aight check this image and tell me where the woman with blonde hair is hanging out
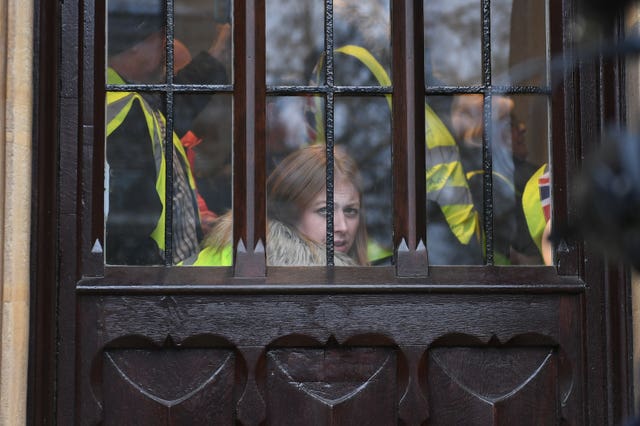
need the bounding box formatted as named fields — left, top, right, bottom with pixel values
left=185, top=144, right=369, bottom=266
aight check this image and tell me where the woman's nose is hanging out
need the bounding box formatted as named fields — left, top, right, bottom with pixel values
left=333, top=211, right=347, bottom=233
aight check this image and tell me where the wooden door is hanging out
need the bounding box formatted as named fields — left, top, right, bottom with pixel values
left=29, top=0, right=634, bottom=424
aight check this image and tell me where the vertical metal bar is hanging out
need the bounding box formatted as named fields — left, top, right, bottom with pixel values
left=164, top=0, right=175, bottom=265
left=325, top=0, right=335, bottom=265
left=481, top=0, right=494, bottom=265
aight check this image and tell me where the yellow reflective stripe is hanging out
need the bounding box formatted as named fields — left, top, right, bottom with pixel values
left=425, top=105, right=457, bottom=149
left=334, top=46, right=456, bottom=150
left=427, top=162, right=468, bottom=192
left=336, top=45, right=391, bottom=88
left=186, top=245, right=232, bottom=266
left=522, top=164, right=548, bottom=254
left=466, top=170, right=516, bottom=193
left=106, top=93, right=135, bottom=136
left=440, top=205, right=479, bottom=244
left=334, top=45, right=478, bottom=245
left=172, top=131, right=197, bottom=190
left=107, top=67, right=126, bottom=85
left=494, top=250, right=511, bottom=265
left=367, top=240, right=393, bottom=263
left=106, top=70, right=168, bottom=252
left=151, top=141, right=167, bottom=250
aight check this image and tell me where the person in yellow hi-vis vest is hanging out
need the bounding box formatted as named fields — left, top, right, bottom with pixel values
left=106, top=9, right=229, bottom=265
left=451, top=94, right=544, bottom=265
left=304, top=46, right=482, bottom=265
left=522, top=164, right=553, bottom=265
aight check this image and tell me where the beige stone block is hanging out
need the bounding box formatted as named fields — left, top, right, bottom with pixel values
left=0, top=301, right=29, bottom=426
left=0, top=0, right=34, bottom=424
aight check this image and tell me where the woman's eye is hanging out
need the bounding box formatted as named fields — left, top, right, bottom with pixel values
left=315, top=207, right=327, bottom=216
left=344, top=208, right=359, bottom=217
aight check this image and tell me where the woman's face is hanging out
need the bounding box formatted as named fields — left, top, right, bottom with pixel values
left=296, top=178, right=360, bottom=254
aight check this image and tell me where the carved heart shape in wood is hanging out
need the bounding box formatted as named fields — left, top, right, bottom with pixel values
left=105, top=348, right=233, bottom=404
left=269, top=347, right=393, bottom=406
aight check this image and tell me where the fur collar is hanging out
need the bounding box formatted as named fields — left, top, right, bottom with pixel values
left=267, top=220, right=357, bottom=266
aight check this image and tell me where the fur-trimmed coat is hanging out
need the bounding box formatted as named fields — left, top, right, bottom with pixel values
left=267, top=220, right=357, bottom=266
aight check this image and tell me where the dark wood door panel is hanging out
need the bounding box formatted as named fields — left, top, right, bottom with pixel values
left=266, top=347, right=397, bottom=425
left=427, top=347, right=559, bottom=425
left=79, top=294, right=567, bottom=346
left=102, top=348, right=236, bottom=424
left=77, top=293, right=582, bottom=424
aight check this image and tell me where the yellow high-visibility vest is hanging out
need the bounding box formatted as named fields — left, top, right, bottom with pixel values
left=179, top=244, right=232, bottom=266
left=106, top=68, right=198, bottom=258
left=311, top=46, right=479, bottom=244
left=522, top=164, right=549, bottom=255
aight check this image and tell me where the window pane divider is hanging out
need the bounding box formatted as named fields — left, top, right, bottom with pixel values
left=392, top=0, right=427, bottom=276
left=233, top=0, right=267, bottom=276
left=324, top=0, right=335, bottom=266
left=163, top=0, right=176, bottom=265
left=105, top=84, right=234, bottom=93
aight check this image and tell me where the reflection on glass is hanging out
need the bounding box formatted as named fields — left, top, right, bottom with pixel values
left=107, top=0, right=165, bottom=84
left=425, top=94, right=551, bottom=266
left=175, top=94, right=232, bottom=231
left=334, top=0, right=391, bottom=86
left=105, top=92, right=180, bottom=266
left=424, top=0, right=482, bottom=86
left=266, top=1, right=324, bottom=85
left=175, top=94, right=233, bottom=266
left=335, top=96, right=393, bottom=265
left=175, top=0, right=233, bottom=83
left=491, top=94, right=550, bottom=265
left=105, top=0, right=232, bottom=266
left=425, top=95, right=483, bottom=265
left=491, top=0, right=548, bottom=86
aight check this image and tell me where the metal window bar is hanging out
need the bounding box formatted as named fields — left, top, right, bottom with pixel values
left=104, top=2, right=234, bottom=266
left=481, top=0, right=494, bottom=265
left=164, top=0, right=176, bottom=265
left=263, top=4, right=400, bottom=269
left=325, top=0, right=335, bottom=266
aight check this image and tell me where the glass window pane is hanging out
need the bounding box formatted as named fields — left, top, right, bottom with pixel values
left=107, top=0, right=165, bottom=84
left=491, top=94, right=551, bottom=265
left=426, top=95, right=484, bottom=265
left=175, top=0, right=233, bottom=84
left=265, top=96, right=391, bottom=266
left=491, top=0, right=549, bottom=86
left=266, top=1, right=324, bottom=85
left=334, top=0, right=391, bottom=86
left=105, top=0, right=232, bottom=266
left=335, top=96, right=393, bottom=265
left=425, top=94, right=552, bottom=266
left=178, top=94, right=233, bottom=266
left=105, top=93, right=171, bottom=265
left=175, top=94, right=233, bottom=227
left=424, top=0, right=482, bottom=86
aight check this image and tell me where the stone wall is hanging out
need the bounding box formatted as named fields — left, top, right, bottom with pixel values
left=0, top=0, right=33, bottom=423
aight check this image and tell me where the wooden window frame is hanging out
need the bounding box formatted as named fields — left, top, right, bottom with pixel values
left=28, top=0, right=635, bottom=424
left=66, top=0, right=589, bottom=289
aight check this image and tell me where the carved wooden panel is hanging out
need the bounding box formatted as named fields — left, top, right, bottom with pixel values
left=75, top=294, right=583, bottom=424
left=102, top=348, right=235, bottom=424
left=427, top=346, right=558, bottom=425
left=266, top=347, right=397, bottom=425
